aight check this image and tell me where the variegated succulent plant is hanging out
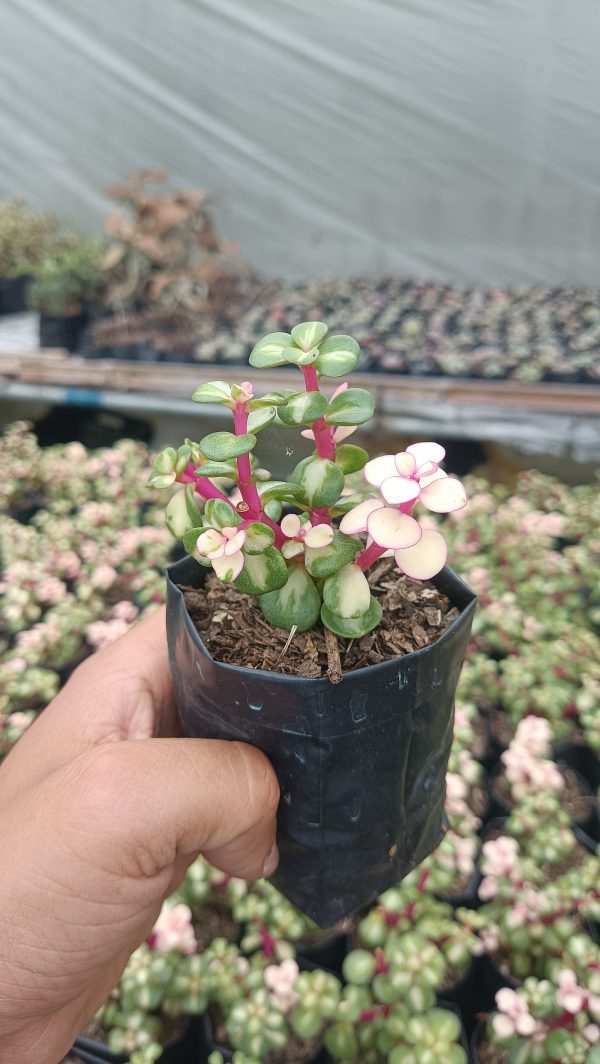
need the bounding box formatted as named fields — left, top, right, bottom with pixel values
left=150, top=322, right=467, bottom=638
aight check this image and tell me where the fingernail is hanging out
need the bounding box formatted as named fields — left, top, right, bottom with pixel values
left=262, top=841, right=279, bottom=877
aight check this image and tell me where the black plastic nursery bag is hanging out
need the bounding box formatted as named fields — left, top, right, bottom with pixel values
left=166, top=557, right=476, bottom=927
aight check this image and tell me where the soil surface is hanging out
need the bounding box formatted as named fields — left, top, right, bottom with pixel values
left=468, top=781, right=489, bottom=818
left=488, top=709, right=515, bottom=749
left=193, top=903, right=240, bottom=953
left=438, top=866, right=479, bottom=904
left=182, top=560, right=458, bottom=680
left=476, top=1037, right=508, bottom=1064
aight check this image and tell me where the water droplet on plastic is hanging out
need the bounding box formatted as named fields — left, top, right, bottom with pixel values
left=294, top=744, right=306, bottom=763
left=350, top=795, right=361, bottom=823
left=247, top=699, right=263, bottom=712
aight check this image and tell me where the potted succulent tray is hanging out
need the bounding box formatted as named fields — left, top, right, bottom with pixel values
left=149, top=321, right=476, bottom=927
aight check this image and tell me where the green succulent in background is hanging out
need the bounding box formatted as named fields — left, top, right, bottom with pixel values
left=0, top=198, right=60, bottom=276
left=28, top=236, right=107, bottom=315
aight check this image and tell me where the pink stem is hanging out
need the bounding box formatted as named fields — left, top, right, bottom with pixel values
left=233, top=406, right=263, bottom=515
left=310, top=507, right=333, bottom=527
left=178, top=464, right=230, bottom=503
left=231, top=404, right=286, bottom=547
left=356, top=541, right=387, bottom=571
left=302, top=365, right=336, bottom=460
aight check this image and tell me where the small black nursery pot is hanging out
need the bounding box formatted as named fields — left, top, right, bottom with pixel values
left=167, top=558, right=476, bottom=928
left=0, top=273, right=30, bottom=314
left=40, top=311, right=87, bottom=352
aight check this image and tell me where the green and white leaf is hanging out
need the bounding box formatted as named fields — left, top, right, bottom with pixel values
left=235, top=547, right=289, bottom=596
left=281, top=345, right=320, bottom=367
left=191, top=380, right=232, bottom=405
left=199, top=431, right=256, bottom=462
left=148, top=446, right=177, bottom=487
left=165, top=485, right=204, bottom=540
left=257, top=480, right=307, bottom=503
left=315, top=334, right=360, bottom=377
left=290, top=455, right=344, bottom=508
left=182, top=525, right=207, bottom=557
left=323, top=563, right=371, bottom=618
left=326, top=387, right=375, bottom=426
left=194, top=460, right=238, bottom=479
left=277, top=391, right=329, bottom=426
left=264, top=499, right=283, bottom=521
left=260, top=565, right=321, bottom=632
left=291, top=321, right=328, bottom=352
left=247, top=389, right=296, bottom=409
left=242, top=522, right=276, bottom=555
left=249, top=332, right=293, bottom=368
left=204, top=498, right=241, bottom=529
left=304, top=531, right=362, bottom=579
left=321, top=596, right=382, bottom=639
left=247, top=406, right=276, bottom=433
left=335, top=444, right=369, bottom=474
left=250, top=466, right=272, bottom=482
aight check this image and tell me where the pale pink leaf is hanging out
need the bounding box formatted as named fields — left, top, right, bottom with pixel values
left=394, top=529, right=447, bottom=580
left=224, top=528, right=246, bottom=555
left=406, top=441, right=446, bottom=467
left=304, top=524, right=335, bottom=549
left=300, top=428, right=316, bottom=441
left=330, top=381, right=349, bottom=401
left=364, top=454, right=398, bottom=487
left=367, top=507, right=422, bottom=549
left=281, top=513, right=302, bottom=538
left=212, top=550, right=244, bottom=582
left=418, top=468, right=446, bottom=489
left=333, top=424, right=358, bottom=443
left=420, top=476, right=467, bottom=513
left=394, top=452, right=417, bottom=476
left=380, top=476, right=420, bottom=506
left=339, top=498, right=383, bottom=534
left=196, top=529, right=224, bottom=558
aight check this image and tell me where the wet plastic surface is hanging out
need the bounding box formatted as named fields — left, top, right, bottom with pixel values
left=167, top=558, right=476, bottom=927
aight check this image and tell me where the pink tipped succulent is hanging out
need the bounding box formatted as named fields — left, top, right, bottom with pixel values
left=196, top=526, right=247, bottom=581
left=280, top=514, right=335, bottom=559
left=264, top=958, right=301, bottom=1012
left=493, top=988, right=537, bottom=1038
left=363, top=443, right=467, bottom=513
left=341, top=442, right=467, bottom=580
left=148, top=903, right=197, bottom=955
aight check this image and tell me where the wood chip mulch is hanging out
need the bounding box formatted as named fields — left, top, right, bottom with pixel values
left=182, top=559, right=459, bottom=680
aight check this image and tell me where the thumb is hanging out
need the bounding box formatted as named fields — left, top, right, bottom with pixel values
left=78, top=737, right=280, bottom=882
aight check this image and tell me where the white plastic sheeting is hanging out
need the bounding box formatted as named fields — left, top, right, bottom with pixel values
left=2, top=0, right=600, bottom=284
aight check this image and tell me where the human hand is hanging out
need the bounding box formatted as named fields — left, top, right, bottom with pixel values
left=0, top=608, right=279, bottom=1064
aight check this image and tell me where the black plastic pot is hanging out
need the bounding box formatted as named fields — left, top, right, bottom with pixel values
left=296, top=930, right=353, bottom=978
left=554, top=741, right=600, bottom=793
left=470, top=1020, right=490, bottom=1064
left=73, top=1017, right=196, bottom=1063
left=166, top=558, right=476, bottom=927
left=40, top=312, right=87, bottom=352
left=439, top=959, right=481, bottom=1037
left=0, top=273, right=30, bottom=314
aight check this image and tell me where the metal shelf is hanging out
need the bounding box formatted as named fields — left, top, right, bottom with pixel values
left=1, top=350, right=599, bottom=460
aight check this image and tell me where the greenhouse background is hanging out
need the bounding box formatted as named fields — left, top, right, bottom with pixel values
left=0, top=4, right=599, bottom=1064
left=3, top=1, right=600, bottom=283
